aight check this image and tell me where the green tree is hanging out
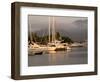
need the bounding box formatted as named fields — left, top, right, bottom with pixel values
left=55, top=32, right=60, bottom=40
left=61, top=36, right=73, bottom=44
left=28, top=32, right=73, bottom=44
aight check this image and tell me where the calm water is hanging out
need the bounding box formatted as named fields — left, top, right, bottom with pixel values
left=28, top=47, right=87, bottom=66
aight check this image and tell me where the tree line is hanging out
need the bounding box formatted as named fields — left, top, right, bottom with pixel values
left=28, top=32, right=73, bottom=44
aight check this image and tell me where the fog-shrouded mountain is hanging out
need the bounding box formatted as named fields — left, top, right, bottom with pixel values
left=28, top=15, right=88, bottom=42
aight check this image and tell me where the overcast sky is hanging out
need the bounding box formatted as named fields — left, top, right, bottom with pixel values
left=28, top=15, right=88, bottom=42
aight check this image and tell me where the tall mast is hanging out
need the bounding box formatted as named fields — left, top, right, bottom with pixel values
left=48, top=17, right=51, bottom=43
left=52, top=16, right=55, bottom=43
left=52, top=17, right=53, bottom=43
left=29, top=23, right=33, bottom=43
left=53, top=16, right=55, bottom=43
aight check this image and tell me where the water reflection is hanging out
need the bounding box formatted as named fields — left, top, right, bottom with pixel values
left=28, top=47, right=87, bottom=66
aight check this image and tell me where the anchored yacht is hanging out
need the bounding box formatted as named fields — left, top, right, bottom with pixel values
left=28, top=16, right=71, bottom=55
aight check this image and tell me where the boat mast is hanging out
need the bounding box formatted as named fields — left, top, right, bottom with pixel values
left=29, top=23, right=33, bottom=43
left=52, top=17, right=53, bottom=43
left=49, top=17, right=51, bottom=43
left=54, top=16, right=56, bottom=43
left=52, top=16, right=55, bottom=43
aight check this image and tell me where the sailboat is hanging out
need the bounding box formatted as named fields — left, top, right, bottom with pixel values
left=28, top=24, right=44, bottom=55
left=28, top=16, right=71, bottom=55
left=47, top=16, right=71, bottom=51
left=47, top=16, right=57, bottom=51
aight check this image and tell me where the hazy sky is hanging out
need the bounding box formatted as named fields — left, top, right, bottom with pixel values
left=28, top=15, right=88, bottom=42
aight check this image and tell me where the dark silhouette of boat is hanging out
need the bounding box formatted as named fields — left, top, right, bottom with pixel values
left=34, top=51, right=43, bottom=55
